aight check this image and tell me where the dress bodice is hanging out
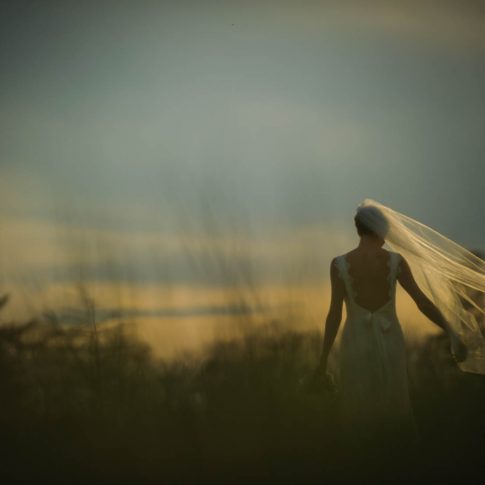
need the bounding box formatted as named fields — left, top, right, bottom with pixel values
left=335, top=251, right=402, bottom=327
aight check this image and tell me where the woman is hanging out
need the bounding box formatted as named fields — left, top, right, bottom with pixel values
left=316, top=201, right=475, bottom=447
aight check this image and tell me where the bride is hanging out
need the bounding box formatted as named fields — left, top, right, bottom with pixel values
left=315, top=199, right=484, bottom=447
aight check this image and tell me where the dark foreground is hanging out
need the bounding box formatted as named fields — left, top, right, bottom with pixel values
left=1, top=305, right=484, bottom=484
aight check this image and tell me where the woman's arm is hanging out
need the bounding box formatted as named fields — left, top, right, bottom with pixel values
left=318, top=258, right=345, bottom=373
left=397, top=255, right=467, bottom=361
left=397, top=255, right=450, bottom=331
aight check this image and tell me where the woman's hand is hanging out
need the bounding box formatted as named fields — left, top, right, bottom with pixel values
left=306, top=367, right=336, bottom=394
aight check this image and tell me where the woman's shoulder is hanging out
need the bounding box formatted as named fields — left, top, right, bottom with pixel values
left=385, top=249, right=402, bottom=259
left=330, top=255, right=347, bottom=282
left=386, top=250, right=405, bottom=274
left=330, top=254, right=348, bottom=273
left=331, top=253, right=349, bottom=264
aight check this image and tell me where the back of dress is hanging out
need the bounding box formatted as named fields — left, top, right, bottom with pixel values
left=334, top=250, right=418, bottom=445
left=336, top=250, right=400, bottom=320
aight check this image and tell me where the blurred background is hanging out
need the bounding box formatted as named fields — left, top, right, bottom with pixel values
left=1, top=1, right=484, bottom=482
left=2, top=0, right=483, bottom=360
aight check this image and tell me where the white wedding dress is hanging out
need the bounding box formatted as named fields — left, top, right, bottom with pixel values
left=335, top=250, right=419, bottom=445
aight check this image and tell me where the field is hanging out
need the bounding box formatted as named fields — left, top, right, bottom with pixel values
left=1, top=294, right=484, bottom=484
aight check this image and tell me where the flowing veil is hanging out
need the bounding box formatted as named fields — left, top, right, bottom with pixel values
left=357, top=199, right=485, bottom=375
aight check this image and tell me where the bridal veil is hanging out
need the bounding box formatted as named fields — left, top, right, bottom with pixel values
left=356, top=199, right=485, bottom=375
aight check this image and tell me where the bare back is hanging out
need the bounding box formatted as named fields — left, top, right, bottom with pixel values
left=344, top=248, right=393, bottom=313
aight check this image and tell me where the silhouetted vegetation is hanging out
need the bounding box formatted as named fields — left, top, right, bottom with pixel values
left=0, top=295, right=484, bottom=484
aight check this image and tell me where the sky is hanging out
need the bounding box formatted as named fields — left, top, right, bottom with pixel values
left=1, top=0, right=484, bottom=357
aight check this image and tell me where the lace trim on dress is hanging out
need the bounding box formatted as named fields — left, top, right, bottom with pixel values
left=341, top=255, right=357, bottom=303
left=334, top=256, right=347, bottom=286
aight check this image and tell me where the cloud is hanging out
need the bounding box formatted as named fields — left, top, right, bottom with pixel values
left=268, top=0, right=485, bottom=52
left=0, top=207, right=351, bottom=283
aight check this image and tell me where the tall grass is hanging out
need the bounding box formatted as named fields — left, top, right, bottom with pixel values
left=0, top=293, right=484, bottom=484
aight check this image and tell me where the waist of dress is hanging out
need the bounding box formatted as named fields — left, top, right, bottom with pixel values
left=345, top=306, right=398, bottom=331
